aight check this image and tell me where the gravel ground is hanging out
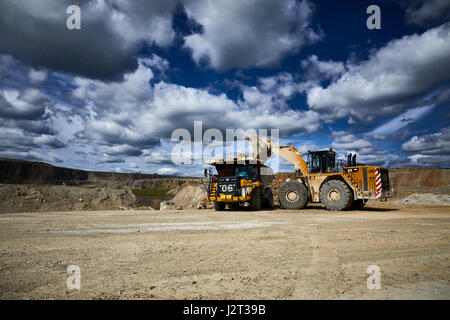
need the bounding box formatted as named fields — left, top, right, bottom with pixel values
left=0, top=203, right=449, bottom=300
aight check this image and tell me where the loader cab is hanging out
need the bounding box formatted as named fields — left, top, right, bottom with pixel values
left=308, top=149, right=336, bottom=174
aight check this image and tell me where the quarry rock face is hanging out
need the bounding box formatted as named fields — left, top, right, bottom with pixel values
left=0, top=158, right=89, bottom=185
left=389, top=168, right=450, bottom=187
left=0, top=158, right=199, bottom=188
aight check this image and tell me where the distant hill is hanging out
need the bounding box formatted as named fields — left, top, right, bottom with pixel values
left=0, top=158, right=197, bottom=186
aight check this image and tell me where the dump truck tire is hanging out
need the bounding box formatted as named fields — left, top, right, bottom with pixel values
left=278, top=181, right=308, bottom=210
left=351, top=199, right=366, bottom=210
left=249, top=187, right=262, bottom=211
left=320, top=180, right=353, bottom=211
left=214, top=201, right=226, bottom=211
left=263, top=187, right=274, bottom=209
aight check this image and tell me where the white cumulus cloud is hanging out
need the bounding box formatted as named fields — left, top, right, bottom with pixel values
left=306, top=23, right=450, bottom=122
left=402, top=127, right=450, bottom=155
left=183, top=0, right=321, bottom=70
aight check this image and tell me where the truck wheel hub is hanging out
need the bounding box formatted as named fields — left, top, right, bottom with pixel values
left=287, top=191, right=299, bottom=202
left=328, top=189, right=341, bottom=202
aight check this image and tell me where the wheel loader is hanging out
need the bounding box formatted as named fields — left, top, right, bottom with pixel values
left=204, top=156, right=274, bottom=211
left=245, top=136, right=396, bottom=211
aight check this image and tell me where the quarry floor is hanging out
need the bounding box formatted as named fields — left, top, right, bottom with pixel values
left=0, top=203, right=449, bottom=300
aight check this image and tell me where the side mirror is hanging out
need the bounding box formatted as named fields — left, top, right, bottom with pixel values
left=204, top=169, right=208, bottom=177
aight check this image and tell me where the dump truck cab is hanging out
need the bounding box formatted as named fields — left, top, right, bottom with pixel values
left=205, top=156, right=274, bottom=211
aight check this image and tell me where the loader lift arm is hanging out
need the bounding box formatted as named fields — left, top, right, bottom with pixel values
left=245, top=136, right=309, bottom=175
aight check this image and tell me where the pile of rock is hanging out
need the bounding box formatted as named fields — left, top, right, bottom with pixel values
left=160, top=185, right=212, bottom=210
left=396, top=193, right=450, bottom=206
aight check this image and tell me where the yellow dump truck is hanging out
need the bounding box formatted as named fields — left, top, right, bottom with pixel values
left=204, top=156, right=274, bottom=211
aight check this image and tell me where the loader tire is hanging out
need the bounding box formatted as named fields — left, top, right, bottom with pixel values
left=214, top=201, right=226, bottom=211
left=351, top=199, right=366, bottom=210
left=278, top=181, right=308, bottom=210
left=320, top=180, right=353, bottom=211
left=263, top=187, right=274, bottom=209
left=249, top=187, right=262, bottom=211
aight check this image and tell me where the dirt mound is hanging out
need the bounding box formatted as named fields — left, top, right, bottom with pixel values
left=0, top=184, right=139, bottom=214
left=396, top=193, right=450, bottom=206
left=160, top=185, right=209, bottom=210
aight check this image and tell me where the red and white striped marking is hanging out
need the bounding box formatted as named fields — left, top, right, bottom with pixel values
left=375, top=169, right=382, bottom=199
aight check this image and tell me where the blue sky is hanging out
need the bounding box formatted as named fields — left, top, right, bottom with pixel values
left=0, top=0, right=449, bottom=175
